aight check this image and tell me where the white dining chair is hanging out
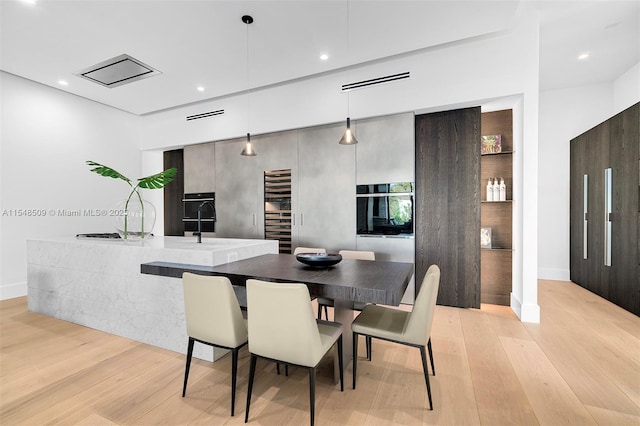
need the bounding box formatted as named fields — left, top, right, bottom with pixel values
left=244, top=279, right=343, bottom=426
left=351, top=264, right=440, bottom=410
left=181, top=273, right=248, bottom=416
left=293, top=246, right=326, bottom=255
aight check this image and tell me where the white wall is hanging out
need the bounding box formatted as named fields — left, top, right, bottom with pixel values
left=0, top=72, right=142, bottom=299
left=613, top=62, right=640, bottom=113
left=537, top=61, right=640, bottom=282
left=140, top=14, right=542, bottom=322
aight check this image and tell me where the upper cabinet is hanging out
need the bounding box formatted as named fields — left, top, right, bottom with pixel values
left=184, top=142, right=215, bottom=193
left=355, top=112, right=415, bottom=185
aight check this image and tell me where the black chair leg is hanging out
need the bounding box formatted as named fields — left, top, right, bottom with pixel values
left=309, top=367, right=316, bottom=426
left=317, top=305, right=322, bottom=320
left=352, top=332, right=358, bottom=389
left=419, top=346, right=433, bottom=410
left=337, top=336, right=344, bottom=392
left=245, top=354, right=257, bottom=423
left=182, top=338, right=195, bottom=397
left=231, top=348, right=239, bottom=416
left=366, top=336, right=372, bottom=361
left=324, top=305, right=329, bottom=320
left=427, top=338, right=435, bottom=376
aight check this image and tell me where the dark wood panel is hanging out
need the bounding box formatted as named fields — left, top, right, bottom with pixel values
left=570, top=102, right=639, bottom=316
left=163, top=149, right=184, bottom=236
left=415, top=107, right=481, bottom=308
left=608, top=103, right=640, bottom=315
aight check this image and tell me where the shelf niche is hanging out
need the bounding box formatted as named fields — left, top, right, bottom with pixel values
left=481, top=109, right=513, bottom=306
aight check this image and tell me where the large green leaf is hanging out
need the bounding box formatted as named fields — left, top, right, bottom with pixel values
left=137, top=167, right=178, bottom=189
left=86, top=160, right=131, bottom=184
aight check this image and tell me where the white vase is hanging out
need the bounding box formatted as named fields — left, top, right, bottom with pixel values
left=114, top=198, right=156, bottom=239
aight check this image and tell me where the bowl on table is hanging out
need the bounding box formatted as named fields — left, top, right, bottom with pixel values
left=295, top=253, right=342, bottom=267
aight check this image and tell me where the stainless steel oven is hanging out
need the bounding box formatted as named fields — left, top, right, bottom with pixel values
left=356, top=183, right=414, bottom=236
left=182, top=192, right=216, bottom=233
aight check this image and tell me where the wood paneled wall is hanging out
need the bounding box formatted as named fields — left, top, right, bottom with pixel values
left=415, top=107, right=481, bottom=308
left=163, top=149, right=184, bottom=236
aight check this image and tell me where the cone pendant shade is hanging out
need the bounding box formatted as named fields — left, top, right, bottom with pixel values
left=241, top=133, right=256, bottom=156
left=339, top=117, right=358, bottom=145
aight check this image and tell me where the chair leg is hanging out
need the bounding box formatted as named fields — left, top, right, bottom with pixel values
left=245, top=354, right=257, bottom=423
left=427, top=338, right=435, bottom=376
left=231, top=348, right=239, bottom=416
left=352, top=332, right=358, bottom=389
left=309, top=367, right=316, bottom=426
left=366, top=336, right=372, bottom=361
left=317, top=305, right=322, bottom=320
left=182, top=338, right=195, bottom=397
left=419, top=346, right=433, bottom=410
left=337, top=336, right=344, bottom=392
left=323, top=305, right=329, bottom=320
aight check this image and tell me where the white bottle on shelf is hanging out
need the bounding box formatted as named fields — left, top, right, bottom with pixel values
left=499, top=178, right=506, bottom=201
left=493, top=178, right=500, bottom=202
left=486, top=178, right=494, bottom=201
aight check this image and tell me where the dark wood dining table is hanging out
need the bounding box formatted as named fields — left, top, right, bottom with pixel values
left=141, top=253, right=414, bottom=369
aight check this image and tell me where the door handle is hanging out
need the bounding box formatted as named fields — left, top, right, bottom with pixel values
left=583, top=174, right=588, bottom=260
left=604, top=168, right=612, bottom=267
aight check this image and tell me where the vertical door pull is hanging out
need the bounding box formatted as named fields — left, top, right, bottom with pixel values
left=583, top=174, right=588, bottom=260
left=604, top=168, right=612, bottom=267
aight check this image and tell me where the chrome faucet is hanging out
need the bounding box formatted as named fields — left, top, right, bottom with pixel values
left=194, top=200, right=216, bottom=243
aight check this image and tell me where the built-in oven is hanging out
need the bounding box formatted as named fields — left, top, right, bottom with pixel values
left=356, top=182, right=414, bottom=236
left=182, top=192, right=216, bottom=233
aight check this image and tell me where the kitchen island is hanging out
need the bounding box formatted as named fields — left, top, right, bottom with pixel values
left=27, top=236, right=278, bottom=361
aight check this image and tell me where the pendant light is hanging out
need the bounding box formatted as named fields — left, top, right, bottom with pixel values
left=339, top=0, right=358, bottom=145
left=240, top=14, right=257, bottom=156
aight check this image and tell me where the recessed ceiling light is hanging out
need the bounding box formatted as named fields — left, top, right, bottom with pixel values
left=320, top=53, right=329, bottom=61
left=578, top=53, right=590, bottom=60
left=21, top=0, right=37, bottom=5
left=58, top=80, right=68, bottom=86
left=197, top=86, right=205, bottom=92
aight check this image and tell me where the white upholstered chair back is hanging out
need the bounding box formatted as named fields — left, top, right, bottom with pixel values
left=182, top=272, right=248, bottom=348
left=246, top=279, right=325, bottom=367
left=404, top=264, right=440, bottom=346
left=338, top=250, right=375, bottom=261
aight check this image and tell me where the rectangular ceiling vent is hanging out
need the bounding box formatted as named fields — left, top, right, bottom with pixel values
left=341, top=71, right=410, bottom=92
left=186, top=109, right=225, bottom=121
left=76, top=54, right=161, bottom=88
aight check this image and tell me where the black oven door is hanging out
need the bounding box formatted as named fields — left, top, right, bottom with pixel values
left=183, top=192, right=215, bottom=232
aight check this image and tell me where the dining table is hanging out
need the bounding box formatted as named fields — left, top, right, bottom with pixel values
left=141, top=253, right=414, bottom=371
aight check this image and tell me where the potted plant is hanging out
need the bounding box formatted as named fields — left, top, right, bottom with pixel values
left=86, top=160, right=178, bottom=239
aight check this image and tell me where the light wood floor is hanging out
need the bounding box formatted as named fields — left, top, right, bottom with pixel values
left=1, top=279, right=639, bottom=425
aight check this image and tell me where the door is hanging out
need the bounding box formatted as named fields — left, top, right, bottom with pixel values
left=415, top=107, right=481, bottom=308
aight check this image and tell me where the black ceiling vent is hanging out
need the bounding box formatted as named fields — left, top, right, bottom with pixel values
left=76, top=54, right=161, bottom=88
left=186, top=109, right=225, bottom=121
left=341, top=71, right=410, bottom=91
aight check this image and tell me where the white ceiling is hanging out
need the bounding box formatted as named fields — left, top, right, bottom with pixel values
left=1, top=0, right=638, bottom=116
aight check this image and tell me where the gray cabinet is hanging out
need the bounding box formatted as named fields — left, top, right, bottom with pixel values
left=214, top=138, right=260, bottom=238
left=183, top=142, right=215, bottom=193
left=297, top=122, right=356, bottom=252
left=355, top=112, right=415, bottom=185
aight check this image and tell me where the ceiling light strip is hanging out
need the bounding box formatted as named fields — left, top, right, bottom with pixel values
left=186, top=109, right=225, bottom=121
left=342, top=71, right=410, bottom=91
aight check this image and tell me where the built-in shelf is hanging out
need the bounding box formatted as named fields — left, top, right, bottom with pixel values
left=480, top=109, right=513, bottom=306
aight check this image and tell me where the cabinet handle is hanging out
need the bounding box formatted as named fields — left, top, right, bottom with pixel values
left=252, top=213, right=256, bottom=227
left=583, top=174, right=588, bottom=260
left=292, top=214, right=295, bottom=226
left=604, top=168, right=612, bottom=267
left=301, top=213, right=304, bottom=226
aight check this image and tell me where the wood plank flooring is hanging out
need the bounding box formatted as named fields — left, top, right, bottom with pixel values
left=1, top=279, right=639, bottom=425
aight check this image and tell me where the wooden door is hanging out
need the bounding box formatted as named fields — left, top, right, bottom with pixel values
left=415, top=107, right=481, bottom=308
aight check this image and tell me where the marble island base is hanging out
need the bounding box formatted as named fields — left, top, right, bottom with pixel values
left=27, top=236, right=278, bottom=361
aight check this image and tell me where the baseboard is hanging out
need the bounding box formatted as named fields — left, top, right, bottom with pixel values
left=510, top=292, right=540, bottom=324
left=538, top=267, right=570, bottom=281
left=0, top=281, right=28, bottom=300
